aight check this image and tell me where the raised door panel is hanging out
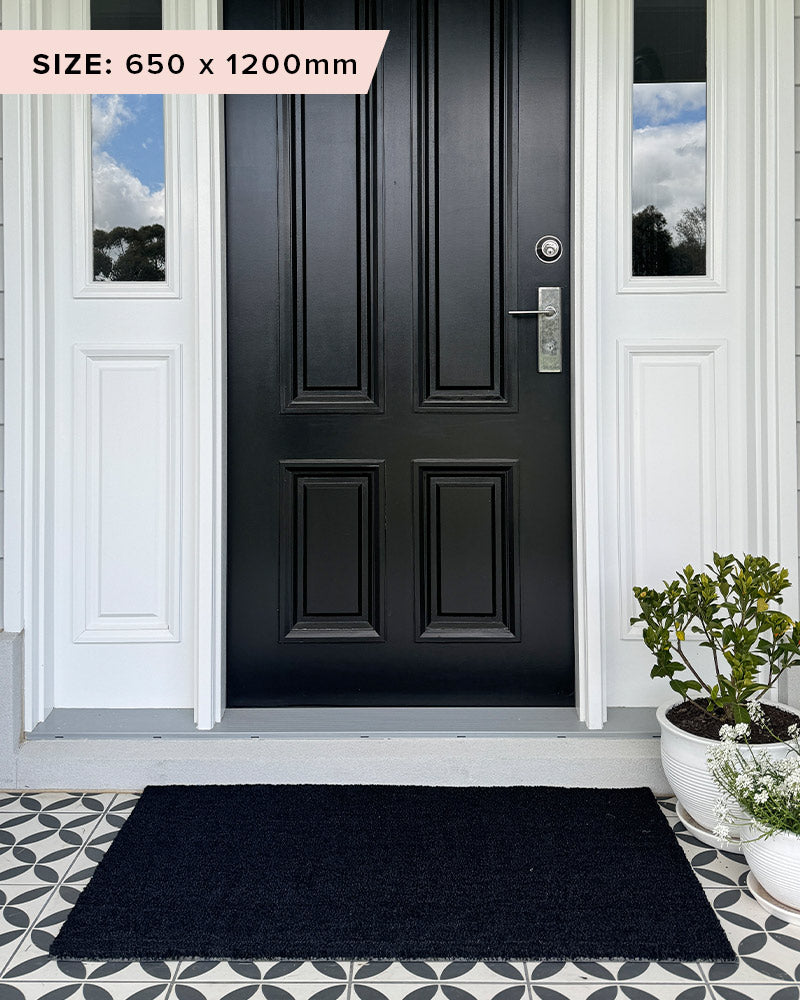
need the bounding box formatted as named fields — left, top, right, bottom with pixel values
left=280, top=461, right=385, bottom=641
left=617, top=342, right=729, bottom=638
left=416, top=0, right=516, bottom=409
left=279, top=0, right=383, bottom=412
left=415, top=461, right=519, bottom=640
left=72, top=346, right=181, bottom=643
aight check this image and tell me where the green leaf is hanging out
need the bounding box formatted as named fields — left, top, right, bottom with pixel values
left=633, top=551, right=800, bottom=715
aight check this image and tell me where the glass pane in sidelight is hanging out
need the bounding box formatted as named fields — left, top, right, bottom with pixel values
left=90, top=1, right=165, bottom=282
left=91, top=0, right=161, bottom=30
left=632, top=0, right=707, bottom=277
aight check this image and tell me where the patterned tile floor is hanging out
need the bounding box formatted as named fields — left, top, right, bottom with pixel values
left=0, top=793, right=799, bottom=1000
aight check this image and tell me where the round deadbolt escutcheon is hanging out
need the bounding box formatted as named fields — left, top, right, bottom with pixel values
left=536, top=235, right=563, bottom=263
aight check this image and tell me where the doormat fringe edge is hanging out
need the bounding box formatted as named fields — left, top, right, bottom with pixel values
left=51, top=952, right=738, bottom=964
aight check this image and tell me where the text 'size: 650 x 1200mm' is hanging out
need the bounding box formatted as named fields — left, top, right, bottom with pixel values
left=32, top=51, right=358, bottom=77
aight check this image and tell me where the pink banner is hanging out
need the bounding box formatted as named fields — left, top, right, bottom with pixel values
left=0, top=30, right=389, bottom=94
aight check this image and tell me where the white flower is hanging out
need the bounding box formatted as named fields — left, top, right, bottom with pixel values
left=714, top=824, right=734, bottom=844
left=707, top=743, right=737, bottom=772
left=719, top=723, right=750, bottom=742
left=747, top=700, right=766, bottom=728
left=713, top=796, right=736, bottom=825
left=708, top=720, right=800, bottom=838
left=713, top=797, right=730, bottom=819
left=785, top=771, right=800, bottom=794
left=789, top=723, right=800, bottom=739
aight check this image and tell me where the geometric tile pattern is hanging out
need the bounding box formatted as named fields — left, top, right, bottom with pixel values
left=0, top=792, right=799, bottom=1000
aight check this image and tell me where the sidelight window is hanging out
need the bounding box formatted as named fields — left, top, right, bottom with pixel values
left=632, top=0, right=707, bottom=277
left=89, top=1, right=165, bottom=283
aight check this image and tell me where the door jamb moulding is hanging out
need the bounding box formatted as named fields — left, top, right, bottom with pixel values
left=571, top=0, right=605, bottom=727
left=182, top=0, right=227, bottom=731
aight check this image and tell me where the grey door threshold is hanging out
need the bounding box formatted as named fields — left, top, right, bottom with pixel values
left=27, top=706, right=660, bottom=739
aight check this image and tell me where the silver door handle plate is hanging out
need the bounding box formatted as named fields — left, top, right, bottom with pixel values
left=508, top=286, right=562, bottom=373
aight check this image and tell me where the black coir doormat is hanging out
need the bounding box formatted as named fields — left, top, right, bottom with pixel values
left=50, top=785, right=735, bottom=963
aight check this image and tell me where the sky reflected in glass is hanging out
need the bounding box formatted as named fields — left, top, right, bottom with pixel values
left=92, top=94, right=165, bottom=231
left=91, top=94, right=166, bottom=281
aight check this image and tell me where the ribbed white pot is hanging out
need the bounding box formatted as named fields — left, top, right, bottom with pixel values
left=656, top=700, right=794, bottom=835
left=743, top=826, right=800, bottom=911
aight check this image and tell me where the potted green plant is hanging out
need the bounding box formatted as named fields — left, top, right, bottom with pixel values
left=708, top=719, right=800, bottom=920
left=631, top=553, right=800, bottom=852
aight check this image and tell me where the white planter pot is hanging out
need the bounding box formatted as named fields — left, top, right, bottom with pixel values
left=743, top=826, right=800, bottom=912
left=656, top=699, right=794, bottom=847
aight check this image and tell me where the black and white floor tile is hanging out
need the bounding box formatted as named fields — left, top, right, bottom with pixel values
left=0, top=792, right=799, bottom=1000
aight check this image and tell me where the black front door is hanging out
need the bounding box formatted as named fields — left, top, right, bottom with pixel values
left=225, top=0, right=574, bottom=707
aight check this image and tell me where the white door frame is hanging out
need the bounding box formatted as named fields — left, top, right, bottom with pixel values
left=2, top=0, right=795, bottom=733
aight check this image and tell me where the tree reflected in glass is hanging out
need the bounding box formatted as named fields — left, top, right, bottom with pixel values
left=94, top=225, right=165, bottom=282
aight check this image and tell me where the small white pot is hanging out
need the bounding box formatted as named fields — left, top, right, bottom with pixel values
left=656, top=699, right=793, bottom=839
left=743, top=826, right=800, bottom=911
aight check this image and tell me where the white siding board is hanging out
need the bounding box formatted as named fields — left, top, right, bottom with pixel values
left=0, top=228, right=6, bottom=295
left=796, top=151, right=800, bottom=212
left=796, top=289, right=800, bottom=354
left=796, top=85, right=800, bottom=148
left=796, top=415, right=800, bottom=487
left=796, top=221, right=800, bottom=287
left=796, top=17, right=800, bottom=83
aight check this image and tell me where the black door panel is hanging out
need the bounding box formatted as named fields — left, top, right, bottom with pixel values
left=224, top=0, right=574, bottom=706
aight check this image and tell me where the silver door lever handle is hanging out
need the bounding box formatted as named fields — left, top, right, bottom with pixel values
left=508, top=307, right=557, bottom=317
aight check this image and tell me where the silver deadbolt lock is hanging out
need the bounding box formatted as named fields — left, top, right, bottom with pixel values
left=535, top=235, right=563, bottom=263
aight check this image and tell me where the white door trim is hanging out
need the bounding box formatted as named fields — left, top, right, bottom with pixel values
left=182, top=3, right=226, bottom=730
left=2, top=0, right=795, bottom=733
left=193, top=85, right=226, bottom=729
left=571, top=0, right=605, bottom=727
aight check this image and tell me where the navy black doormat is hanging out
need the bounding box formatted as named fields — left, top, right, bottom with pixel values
left=49, top=784, right=735, bottom=963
